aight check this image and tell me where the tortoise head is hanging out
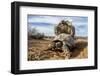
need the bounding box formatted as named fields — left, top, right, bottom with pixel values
left=53, top=40, right=63, bottom=49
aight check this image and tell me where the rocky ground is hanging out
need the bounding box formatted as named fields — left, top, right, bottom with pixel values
left=28, top=37, right=88, bottom=61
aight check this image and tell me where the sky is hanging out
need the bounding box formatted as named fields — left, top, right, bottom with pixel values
left=27, top=15, right=88, bottom=37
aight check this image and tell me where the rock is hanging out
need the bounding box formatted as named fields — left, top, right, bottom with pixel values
left=54, top=20, right=75, bottom=37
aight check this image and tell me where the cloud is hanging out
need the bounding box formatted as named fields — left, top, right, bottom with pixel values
left=28, top=15, right=60, bottom=24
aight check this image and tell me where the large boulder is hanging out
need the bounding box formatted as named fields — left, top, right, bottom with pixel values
left=54, top=20, right=75, bottom=37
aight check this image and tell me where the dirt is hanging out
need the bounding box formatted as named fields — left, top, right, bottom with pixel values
left=28, top=38, right=88, bottom=61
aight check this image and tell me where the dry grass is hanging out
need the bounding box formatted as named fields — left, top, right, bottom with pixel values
left=28, top=38, right=88, bottom=61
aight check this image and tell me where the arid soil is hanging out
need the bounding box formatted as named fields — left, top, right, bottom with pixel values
left=28, top=38, right=88, bottom=61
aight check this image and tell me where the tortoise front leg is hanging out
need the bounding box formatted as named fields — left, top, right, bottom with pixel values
left=62, top=44, right=71, bottom=59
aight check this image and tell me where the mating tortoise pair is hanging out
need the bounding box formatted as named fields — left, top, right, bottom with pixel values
left=48, top=20, right=75, bottom=59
